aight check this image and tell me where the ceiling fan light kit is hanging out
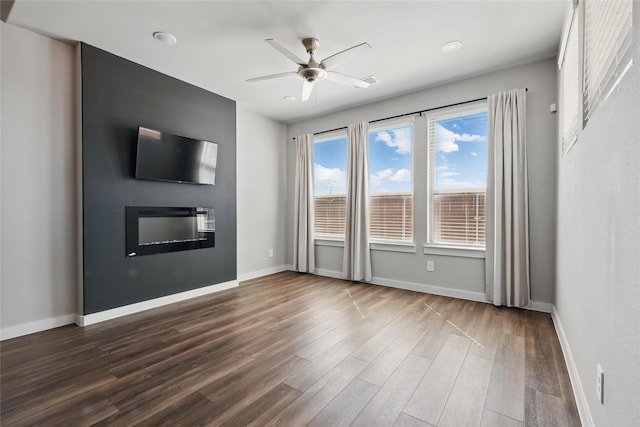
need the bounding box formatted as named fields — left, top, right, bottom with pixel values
left=247, top=37, right=372, bottom=101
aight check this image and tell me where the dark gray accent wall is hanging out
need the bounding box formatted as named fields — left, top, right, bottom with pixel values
left=81, top=44, right=236, bottom=314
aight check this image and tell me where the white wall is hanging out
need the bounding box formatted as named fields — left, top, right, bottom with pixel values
left=287, top=58, right=558, bottom=306
left=0, top=22, right=77, bottom=339
left=555, top=8, right=640, bottom=427
left=236, top=104, right=288, bottom=280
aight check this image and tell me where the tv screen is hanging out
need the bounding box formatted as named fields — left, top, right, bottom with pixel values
left=135, top=126, right=218, bottom=185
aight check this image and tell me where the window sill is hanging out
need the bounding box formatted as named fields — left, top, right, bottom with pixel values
left=314, top=238, right=416, bottom=253
left=314, top=238, right=344, bottom=247
left=370, top=241, right=416, bottom=253
left=423, top=244, right=485, bottom=259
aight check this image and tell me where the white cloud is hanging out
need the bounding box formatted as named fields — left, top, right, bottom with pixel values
left=435, top=124, right=459, bottom=153
left=371, top=168, right=410, bottom=187
left=375, top=128, right=412, bottom=154
left=314, top=163, right=346, bottom=194
left=436, top=164, right=459, bottom=177
left=371, top=168, right=393, bottom=186
left=435, top=124, right=485, bottom=153
left=389, top=168, right=411, bottom=182
left=437, top=178, right=478, bottom=189
left=470, top=152, right=478, bottom=157
left=457, top=133, right=484, bottom=142
left=436, top=164, right=465, bottom=186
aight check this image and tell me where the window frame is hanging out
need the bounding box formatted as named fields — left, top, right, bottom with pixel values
left=367, top=117, right=416, bottom=245
left=425, top=102, right=489, bottom=252
left=559, top=4, right=580, bottom=157
left=559, top=0, right=634, bottom=158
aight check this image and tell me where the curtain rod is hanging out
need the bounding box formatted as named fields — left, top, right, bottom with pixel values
left=292, top=88, right=528, bottom=139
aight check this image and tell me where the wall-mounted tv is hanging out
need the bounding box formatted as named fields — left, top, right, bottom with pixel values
left=135, top=126, right=218, bottom=185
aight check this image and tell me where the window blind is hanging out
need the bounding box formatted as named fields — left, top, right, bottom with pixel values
left=432, top=191, right=485, bottom=245
left=314, top=195, right=346, bottom=237
left=561, top=8, right=580, bottom=155
left=315, top=193, right=414, bottom=240
left=369, top=193, right=413, bottom=241
left=583, top=0, right=633, bottom=123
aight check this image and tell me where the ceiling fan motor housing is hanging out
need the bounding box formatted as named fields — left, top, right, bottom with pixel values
left=298, top=38, right=327, bottom=83
left=298, top=66, right=327, bottom=83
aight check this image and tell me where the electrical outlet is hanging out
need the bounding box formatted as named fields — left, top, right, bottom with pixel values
left=596, top=364, right=604, bottom=404
left=427, top=260, right=435, bottom=272
left=268, top=249, right=273, bottom=258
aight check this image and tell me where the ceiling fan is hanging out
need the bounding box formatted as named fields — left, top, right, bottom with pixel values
left=247, top=38, right=372, bottom=101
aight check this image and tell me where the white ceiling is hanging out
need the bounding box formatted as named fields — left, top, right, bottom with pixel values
left=6, top=0, right=567, bottom=124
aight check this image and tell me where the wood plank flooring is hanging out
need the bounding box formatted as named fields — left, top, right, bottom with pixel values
left=0, top=272, right=581, bottom=426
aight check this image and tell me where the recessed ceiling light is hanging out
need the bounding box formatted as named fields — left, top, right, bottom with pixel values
left=283, top=96, right=297, bottom=102
left=441, top=40, right=462, bottom=53
left=153, top=32, right=177, bottom=46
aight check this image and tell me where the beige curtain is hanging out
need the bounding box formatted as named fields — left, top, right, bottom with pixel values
left=485, top=88, right=530, bottom=307
left=293, top=134, right=315, bottom=272
left=343, top=122, right=372, bottom=281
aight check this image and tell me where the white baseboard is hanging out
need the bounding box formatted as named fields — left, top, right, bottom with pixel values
left=312, top=268, right=487, bottom=302
left=1, top=314, right=77, bottom=341
left=371, top=275, right=489, bottom=303
left=311, top=268, right=551, bottom=312
left=315, top=268, right=487, bottom=302
left=314, top=268, right=346, bottom=280
left=77, top=280, right=238, bottom=326
left=551, top=306, right=594, bottom=427
left=238, top=265, right=288, bottom=282
left=527, top=300, right=553, bottom=313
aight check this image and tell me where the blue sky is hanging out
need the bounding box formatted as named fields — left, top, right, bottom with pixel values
left=314, top=136, right=348, bottom=195
left=368, top=125, right=413, bottom=193
left=433, top=111, right=488, bottom=191
left=313, top=112, right=487, bottom=195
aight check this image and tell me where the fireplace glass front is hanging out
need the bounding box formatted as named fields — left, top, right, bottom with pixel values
left=126, top=207, right=215, bottom=257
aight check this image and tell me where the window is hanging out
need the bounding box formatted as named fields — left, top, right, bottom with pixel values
left=558, top=0, right=633, bottom=156
left=368, top=120, right=414, bottom=242
left=583, top=0, right=633, bottom=124
left=427, top=105, right=488, bottom=247
left=559, top=6, right=580, bottom=155
left=313, top=133, right=347, bottom=238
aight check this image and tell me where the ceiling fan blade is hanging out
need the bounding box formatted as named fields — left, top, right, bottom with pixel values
left=301, top=80, right=314, bottom=101
left=321, top=42, right=371, bottom=69
left=326, top=71, right=370, bottom=88
left=265, top=39, right=307, bottom=65
left=246, top=71, right=297, bottom=82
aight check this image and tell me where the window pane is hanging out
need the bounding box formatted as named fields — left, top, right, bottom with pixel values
left=369, top=124, right=413, bottom=241
left=429, top=109, right=487, bottom=246
left=314, top=135, right=347, bottom=237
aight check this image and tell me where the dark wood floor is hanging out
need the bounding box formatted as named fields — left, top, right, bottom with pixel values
left=1, top=272, right=580, bottom=426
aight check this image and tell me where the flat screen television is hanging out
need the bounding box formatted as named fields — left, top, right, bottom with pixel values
left=135, top=126, right=218, bottom=185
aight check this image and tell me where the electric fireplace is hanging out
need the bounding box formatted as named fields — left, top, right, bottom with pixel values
left=126, top=206, right=215, bottom=257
